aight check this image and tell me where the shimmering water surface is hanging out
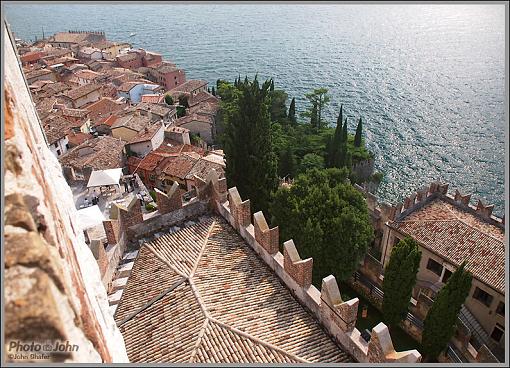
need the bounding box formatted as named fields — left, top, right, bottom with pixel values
left=4, top=4, right=506, bottom=215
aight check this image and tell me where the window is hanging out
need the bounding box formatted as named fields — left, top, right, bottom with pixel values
left=490, top=325, right=504, bottom=342
left=426, top=258, right=443, bottom=276
left=496, top=302, right=504, bottom=316
left=442, top=269, right=452, bottom=283
left=54, top=142, right=59, bottom=148
left=56, top=149, right=61, bottom=156
left=472, top=287, right=493, bottom=307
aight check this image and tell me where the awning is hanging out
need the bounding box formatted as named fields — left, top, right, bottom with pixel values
left=87, top=168, right=123, bottom=188
left=76, top=205, right=106, bottom=230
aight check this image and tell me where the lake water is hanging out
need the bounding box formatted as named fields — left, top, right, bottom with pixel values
left=4, top=4, right=506, bottom=216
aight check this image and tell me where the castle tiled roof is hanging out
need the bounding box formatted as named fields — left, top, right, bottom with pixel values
left=114, top=217, right=352, bottom=363
left=390, top=198, right=505, bottom=293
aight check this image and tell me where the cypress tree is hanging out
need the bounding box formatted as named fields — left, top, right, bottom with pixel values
left=382, top=237, right=422, bottom=327
left=354, top=117, right=363, bottom=147
left=310, top=102, right=318, bottom=129
left=288, top=97, right=297, bottom=125
left=328, top=106, right=343, bottom=167
left=211, top=86, right=216, bottom=96
left=270, top=79, right=275, bottom=91
left=224, top=76, right=278, bottom=214
left=342, top=117, right=348, bottom=143
left=422, top=261, right=473, bottom=360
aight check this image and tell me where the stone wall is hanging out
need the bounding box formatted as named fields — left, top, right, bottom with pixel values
left=4, top=23, right=128, bottom=363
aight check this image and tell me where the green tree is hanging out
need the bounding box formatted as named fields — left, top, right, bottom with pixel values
left=422, top=261, right=473, bottom=360
left=176, top=106, right=186, bottom=118
left=302, top=88, right=330, bottom=130
left=354, top=117, right=363, bottom=147
left=223, top=76, right=278, bottom=214
left=308, top=102, right=318, bottom=128
left=288, top=97, right=297, bottom=125
left=300, top=153, right=324, bottom=173
left=382, top=237, right=422, bottom=327
left=178, top=94, right=189, bottom=108
left=278, top=145, right=297, bottom=178
left=328, top=106, right=343, bottom=167
left=270, top=168, right=373, bottom=285
left=211, top=86, right=216, bottom=96
left=164, top=94, right=173, bottom=105
left=268, top=89, right=288, bottom=123
left=270, top=79, right=275, bottom=91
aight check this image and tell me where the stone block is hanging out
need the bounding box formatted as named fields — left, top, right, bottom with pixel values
left=438, top=183, right=449, bottom=195
left=476, top=199, right=494, bottom=218
left=253, top=211, right=279, bottom=255
left=454, top=189, right=471, bottom=206
left=103, top=220, right=120, bottom=245
left=283, top=240, right=313, bottom=288
left=320, top=275, right=359, bottom=333
left=155, top=183, right=182, bottom=215
left=228, top=187, right=251, bottom=229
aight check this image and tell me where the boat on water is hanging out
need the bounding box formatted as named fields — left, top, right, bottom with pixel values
left=129, top=32, right=136, bottom=37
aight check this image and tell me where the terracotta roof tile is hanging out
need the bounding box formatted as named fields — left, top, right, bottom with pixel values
left=114, top=217, right=352, bottom=363
left=391, top=198, right=505, bottom=293
left=64, top=83, right=101, bottom=100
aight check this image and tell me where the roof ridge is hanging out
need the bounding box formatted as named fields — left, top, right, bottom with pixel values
left=188, top=318, right=210, bottom=363
left=145, top=243, right=189, bottom=278
left=207, top=316, right=309, bottom=363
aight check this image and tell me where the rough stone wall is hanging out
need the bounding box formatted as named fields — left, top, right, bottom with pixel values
left=4, top=25, right=128, bottom=363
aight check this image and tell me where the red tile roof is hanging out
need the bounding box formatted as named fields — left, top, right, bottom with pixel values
left=161, top=154, right=199, bottom=179
left=390, top=198, right=505, bottom=293
left=21, top=51, right=46, bottom=63
left=128, top=122, right=163, bottom=145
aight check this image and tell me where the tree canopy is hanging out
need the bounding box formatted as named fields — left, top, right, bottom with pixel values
left=270, top=168, right=374, bottom=285
left=222, top=76, right=278, bottom=214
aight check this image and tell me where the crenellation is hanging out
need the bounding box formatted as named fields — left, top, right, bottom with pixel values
left=476, top=199, right=494, bottom=218
left=283, top=240, right=313, bottom=288
left=320, top=275, right=359, bottom=334
left=253, top=211, right=279, bottom=255
left=155, top=182, right=183, bottom=214
left=227, top=187, right=251, bottom=229
left=454, top=189, right=471, bottom=206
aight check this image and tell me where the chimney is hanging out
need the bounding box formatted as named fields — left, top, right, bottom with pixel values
left=147, top=107, right=152, bottom=121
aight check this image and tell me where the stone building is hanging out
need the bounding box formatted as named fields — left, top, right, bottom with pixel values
left=357, top=182, right=505, bottom=362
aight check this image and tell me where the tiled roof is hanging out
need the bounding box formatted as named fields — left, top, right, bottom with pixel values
left=117, top=53, right=138, bottom=62
left=25, top=68, right=53, bottom=79
left=62, top=108, right=89, bottom=118
left=114, top=217, right=351, bottom=363
left=140, top=94, right=164, bottom=104
left=111, top=113, right=152, bottom=132
left=75, top=69, right=102, bottom=80
left=64, top=83, right=101, bottom=100
left=161, top=154, right=199, bottom=179
left=42, top=115, right=72, bottom=144
left=67, top=131, right=93, bottom=147
left=128, top=122, right=163, bottom=145
left=189, top=91, right=218, bottom=107
left=174, top=113, right=213, bottom=127
left=170, top=79, right=207, bottom=94
left=20, top=51, right=46, bottom=63
left=131, top=102, right=175, bottom=117
left=129, top=152, right=167, bottom=172
left=117, top=81, right=142, bottom=92
left=85, top=97, right=125, bottom=121
left=59, top=135, right=125, bottom=171
left=185, top=158, right=225, bottom=181
left=390, top=198, right=505, bottom=293
left=156, top=63, right=179, bottom=74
